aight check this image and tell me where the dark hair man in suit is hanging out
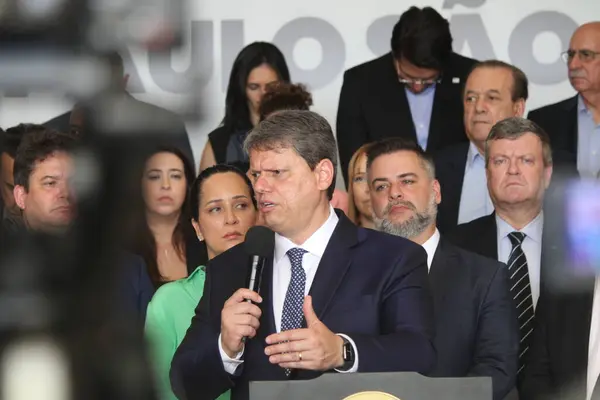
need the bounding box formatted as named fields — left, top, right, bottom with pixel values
left=435, top=60, right=529, bottom=233
left=448, top=117, right=554, bottom=383
left=336, top=6, right=477, bottom=187
left=528, top=22, right=600, bottom=178
left=367, top=137, right=518, bottom=400
left=171, top=110, right=435, bottom=400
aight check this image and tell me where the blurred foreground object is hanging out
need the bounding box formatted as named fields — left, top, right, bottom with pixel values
left=0, top=0, right=196, bottom=398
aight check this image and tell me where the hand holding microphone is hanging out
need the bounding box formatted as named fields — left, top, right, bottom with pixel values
left=220, top=226, right=274, bottom=358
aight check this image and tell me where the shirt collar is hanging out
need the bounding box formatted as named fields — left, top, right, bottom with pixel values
left=495, top=211, right=544, bottom=243
left=421, top=228, right=441, bottom=271
left=578, top=94, right=590, bottom=114
left=466, top=141, right=484, bottom=169
left=274, top=205, right=339, bottom=263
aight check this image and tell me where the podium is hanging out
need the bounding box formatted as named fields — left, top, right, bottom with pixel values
left=249, top=372, right=492, bottom=400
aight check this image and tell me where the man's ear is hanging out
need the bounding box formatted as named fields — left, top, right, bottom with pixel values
left=314, top=159, right=335, bottom=193
left=432, top=179, right=442, bottom=205
left=13, top=185, right=27, bottom=210
left=514, top=98, right=526, bottom=117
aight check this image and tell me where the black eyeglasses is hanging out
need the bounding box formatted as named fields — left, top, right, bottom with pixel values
left=561, top=49, right=600, bottom=63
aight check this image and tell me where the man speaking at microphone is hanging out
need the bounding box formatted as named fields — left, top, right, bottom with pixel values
left=170, top=110, right=435, bottom=400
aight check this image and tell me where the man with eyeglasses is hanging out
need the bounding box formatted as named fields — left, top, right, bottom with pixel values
left=336, top=6, right=477, bottom=187
left=528, top=22, right=600, bottom=179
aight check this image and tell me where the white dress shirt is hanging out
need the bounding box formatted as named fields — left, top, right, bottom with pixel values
left=496, top=212, right=543, bottom=308
left=421, top=229, right=441, bottom=271
left=587, top=277, right=600, bottom=400
left=458, top=142, right=494, bottom=225
left=219, top=206, right=359, bottom=374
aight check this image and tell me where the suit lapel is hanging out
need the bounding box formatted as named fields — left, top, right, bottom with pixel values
left=445, top=144, right=469, bottom=227
left=307, top=212, right=359, bottom=323
left=258, top=257, right=277, bottom=336
left=380, top=54, right=418, bottom=143
left=392, top=86, right=418, bottom=143
left=427, top=83, right=455, bottom=150
left=565, top=96, right=578, bottom=156
left=428, top=239, right=459, bottom=304
left=482, top=213, right=499, bottom=260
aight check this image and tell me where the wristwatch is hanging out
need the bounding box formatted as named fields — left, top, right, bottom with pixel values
left=340, top=336, right=355, bottom=371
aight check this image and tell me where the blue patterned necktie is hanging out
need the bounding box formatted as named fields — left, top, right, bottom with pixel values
left=280, top=247, right=308, bottom=376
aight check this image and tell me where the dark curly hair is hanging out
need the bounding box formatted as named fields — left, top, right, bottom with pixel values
left=259, top=82, right=313, bottom=120
left=13, top=129, right=78, bottom=190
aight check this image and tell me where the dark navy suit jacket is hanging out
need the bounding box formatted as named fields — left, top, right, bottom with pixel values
left=170, top=212, right=436, bottom=400
left=429, top=238, right=519, bottom=400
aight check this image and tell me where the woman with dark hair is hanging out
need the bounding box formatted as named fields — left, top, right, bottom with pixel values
left=132, top=146, right=207, bottom=288
left=145, top=164, right=257, bottom=400
left=199, top=42, right=290, bottom=171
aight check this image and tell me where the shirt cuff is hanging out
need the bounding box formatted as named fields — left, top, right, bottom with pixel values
left=218, top=333, right=244, bottom=374
left=334, top=333, right=359, bottom=373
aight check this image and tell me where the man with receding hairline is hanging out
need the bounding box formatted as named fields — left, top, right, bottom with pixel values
left=171, top=110, right=435, bottom=400
left=528, top=22, right=600, bottom=178
left=434, top=60, right=528, bottom=233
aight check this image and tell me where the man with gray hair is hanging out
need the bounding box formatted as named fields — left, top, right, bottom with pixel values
left=448, top=117, right=554, bottom=382
left=368, top=137, right=518, bottom=400
left=528, top=22, right=600, bottom=178
left=172, top=110, right=436, bottom=400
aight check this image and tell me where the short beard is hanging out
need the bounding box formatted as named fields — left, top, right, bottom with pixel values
left=374, top=195, right=438, bottom=240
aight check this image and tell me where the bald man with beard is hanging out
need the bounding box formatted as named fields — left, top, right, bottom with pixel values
left=528, top=22, right=600, bottom=178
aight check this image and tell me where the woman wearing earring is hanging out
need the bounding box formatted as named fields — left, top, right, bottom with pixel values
left=145, top=164, right=258, bottom=400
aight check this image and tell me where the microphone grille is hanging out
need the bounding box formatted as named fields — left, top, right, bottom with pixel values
left=243, top=226, right=275, bottom=258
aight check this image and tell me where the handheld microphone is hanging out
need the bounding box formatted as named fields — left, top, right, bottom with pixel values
left=242, top=226, right=274, bottom=343
left=243, top=226, right=275, bottom=298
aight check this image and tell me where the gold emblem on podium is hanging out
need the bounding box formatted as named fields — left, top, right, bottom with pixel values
left=343, top=391, right=401, bottom=400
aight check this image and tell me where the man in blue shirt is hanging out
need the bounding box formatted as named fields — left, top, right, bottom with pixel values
left=528, top=22, right=600, bottom=178
left=336, top=6, right=476, bottom=187
left=434, top=60, right=529, bottom=233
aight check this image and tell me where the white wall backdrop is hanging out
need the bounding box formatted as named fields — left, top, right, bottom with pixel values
left=0, top=0, right=599, bottom=168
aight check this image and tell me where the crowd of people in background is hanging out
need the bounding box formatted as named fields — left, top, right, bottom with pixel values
left=0, top=5, right=599, bottom=400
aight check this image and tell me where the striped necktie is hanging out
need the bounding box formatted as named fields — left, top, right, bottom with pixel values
left=508, top=231, right=535, bottom=376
